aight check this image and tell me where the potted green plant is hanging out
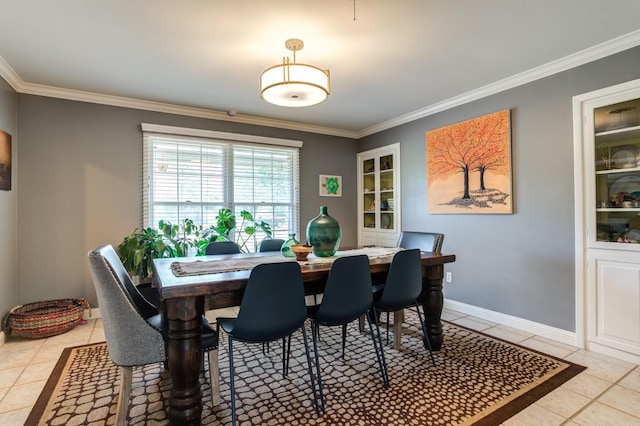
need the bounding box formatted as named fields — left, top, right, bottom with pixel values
left=117, top=226, right=172, bottom=282
left=203, top=208, right=273, bottom=253
left=159, top=218, right=204, bottom=257
left=117, top=210, right=273, bottom=280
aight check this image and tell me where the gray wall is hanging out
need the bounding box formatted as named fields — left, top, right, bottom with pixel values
left=359, top=46, right=640, bottom=331
left=6, top=46, right=640, bottom=332
left=0, top=78, right=18, bottom=320
left=15, top=96, right=357, bottom=308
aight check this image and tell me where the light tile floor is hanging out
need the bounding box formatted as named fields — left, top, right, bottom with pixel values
left=1, top=308, right=639, bottom=425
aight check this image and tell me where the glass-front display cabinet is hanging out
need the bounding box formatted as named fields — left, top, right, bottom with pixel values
left=594, top=98, right=640, bottom=244
left=357, top=143, right=401, bottom=247
left=576, top=79, right=640, bottom=362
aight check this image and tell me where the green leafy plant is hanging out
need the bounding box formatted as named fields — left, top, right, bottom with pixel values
left=117, top=209, right=274, bottom=279
left=159, top=218, right=204, bottom=257
left=205, top=208, right=273, bottom=253
left=117, top=226, right=172, bottom=280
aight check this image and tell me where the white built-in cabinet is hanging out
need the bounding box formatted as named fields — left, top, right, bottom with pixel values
left=574, top=78, right=640, bottom=363
left=357, top=143, right=401, bottom=247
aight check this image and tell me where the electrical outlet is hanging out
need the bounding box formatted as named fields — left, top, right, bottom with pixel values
left=446, top=272, right=452, bottom=283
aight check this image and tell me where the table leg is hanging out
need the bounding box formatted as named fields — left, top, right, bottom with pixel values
left=421, top=264, right=444, bottom=351
left=393, top=310, right=404, bottom=349
left=165, top=296, right=204, bottom=425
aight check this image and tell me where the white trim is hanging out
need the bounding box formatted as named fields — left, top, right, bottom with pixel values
left=360, top=30, right=640, bottom=137
left=586, top=341, right=640, bottom=365
left=572, top=77, right=640, bottom=363
left=87, top=307, right=100, bottom=320
left=2, top=31, right=639, bottom=138
left=445, top=299, right=578, bottom=347
left=141, top=123, right=303, bottom=148
left=572, top=95, right=588, bottom=351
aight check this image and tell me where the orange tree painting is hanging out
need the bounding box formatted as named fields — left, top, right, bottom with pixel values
left=426, top=109, right=512, bottom=213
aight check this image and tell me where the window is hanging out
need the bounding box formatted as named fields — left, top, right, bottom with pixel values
left=142, top=124, right=301, bottom=251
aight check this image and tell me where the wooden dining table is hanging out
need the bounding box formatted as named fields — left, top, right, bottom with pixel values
left=152, top=248, right=455, bottom=425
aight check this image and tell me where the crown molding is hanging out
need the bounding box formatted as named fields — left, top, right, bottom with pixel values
left=356, top=29, right=640, bottom=138
left=2, top=30, right=640, bottom=140
left=0, top=56, right=24, bottom=91
left=0, top=57, right=358, bottom=139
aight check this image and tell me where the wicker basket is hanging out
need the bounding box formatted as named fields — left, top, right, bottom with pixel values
left=5, top=298, right=90, bottom=339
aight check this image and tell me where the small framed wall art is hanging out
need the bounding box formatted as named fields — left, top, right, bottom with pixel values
left=319, top=174, right=342, bottom=197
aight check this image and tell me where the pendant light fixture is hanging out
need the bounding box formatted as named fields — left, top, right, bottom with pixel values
left=260, top=38, right=330, bottom=107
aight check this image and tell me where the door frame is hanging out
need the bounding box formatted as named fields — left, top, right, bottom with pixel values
left=572, top=77, right=640, bottom=353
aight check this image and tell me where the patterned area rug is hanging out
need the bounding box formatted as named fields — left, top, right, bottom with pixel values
left=26, top=312, right=585, bottom=425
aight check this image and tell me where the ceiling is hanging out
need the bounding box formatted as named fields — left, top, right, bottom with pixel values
left=1, top=1, right=639, bottom=138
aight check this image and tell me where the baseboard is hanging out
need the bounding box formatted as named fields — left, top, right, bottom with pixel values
left=586, top=341, right=640, bottom=365
left=86, top=308, right=100, bottom=320
left=444, top=299, right=578, bottom=347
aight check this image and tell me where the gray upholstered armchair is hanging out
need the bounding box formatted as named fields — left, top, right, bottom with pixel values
left=88, top=244, right=220, bottom=425
left=88, top=246, right=167, bottom=426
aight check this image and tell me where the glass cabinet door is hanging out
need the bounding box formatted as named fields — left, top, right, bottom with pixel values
left=362, top=157, right=376, bottom=230
left=594, top=98, right=640, bottom=244
left=379, top=153, right=395, bottom=231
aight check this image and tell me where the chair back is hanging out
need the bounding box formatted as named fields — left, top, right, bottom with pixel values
left=205, top=241, right=241, bottom=255
left=88, top=245, right=166, bottom=366
left=397, top=231, right=444, bottom=254
left=376, top=249, right=423, bottom=311
left=232, top=262, right=306, bottom=342
left=97, top=244, right=158, bottom=319
left=314, top=255, right=373, bottom=325
left=258, top=238, right=286, bottom=252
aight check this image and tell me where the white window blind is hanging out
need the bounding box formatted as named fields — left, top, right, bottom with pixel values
left=142, top=125, right=301, bottom=251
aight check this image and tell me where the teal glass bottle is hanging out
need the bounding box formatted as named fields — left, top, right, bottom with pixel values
left=306, top=206, right=342, bottom=257
left=280, top=233, right=300, bottom=258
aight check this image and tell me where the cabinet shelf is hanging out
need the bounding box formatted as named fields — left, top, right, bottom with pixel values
left=596, top=167, right=640, bottom=175
left=595, top=124, right=640, bottom=138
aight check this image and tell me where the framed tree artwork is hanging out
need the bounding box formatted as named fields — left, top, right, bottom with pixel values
left=426, top=109, right=512, bottom=214
left=0, top=130, right=11, bottom=191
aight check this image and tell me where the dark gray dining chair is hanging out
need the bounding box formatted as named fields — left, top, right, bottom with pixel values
left=216, top=261, right=321, bottom=425
left=371, top=249, right=436, bottom=366
left=257, top=238, right=286, bottom=252
left=308, top=255, right=389, bottom=399
left=205, top=240, right=241, bottom=255
left=384, top=231, right=445, bottom=347
left=397, top=231, right=444, bottom=254
left=88, top=244, right=221, bottom=424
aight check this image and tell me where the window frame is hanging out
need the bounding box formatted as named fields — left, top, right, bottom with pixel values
left=141, top=123, right=302, bottom=250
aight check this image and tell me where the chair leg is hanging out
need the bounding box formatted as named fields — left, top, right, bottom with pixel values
left=228, top=336, right=238, bottom=426
left=386, top=311, right=390, bottom=344
left=341, top=324, right=347, bottom=359
left=306, top=322, right=325, bottom=415
left=367, top=307, right=389, bottom=388
left=208, top=349, right=221, bottom=406
left=414, top=301, right=436, bottom=366
left=283, top=335, right=291, bottom=377
left=116, top=366, right=132, bottom=426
